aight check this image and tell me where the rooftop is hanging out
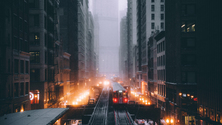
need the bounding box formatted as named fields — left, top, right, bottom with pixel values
left=0, top=108, right=68, bottom=125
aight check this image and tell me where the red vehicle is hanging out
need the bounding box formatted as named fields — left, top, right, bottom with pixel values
left=111, top=82, right=128, bottom=105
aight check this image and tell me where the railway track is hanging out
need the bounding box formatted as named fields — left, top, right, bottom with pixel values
left=114, top=109, right=134, bottom=125
left=88, top=88, right=109, bottom=125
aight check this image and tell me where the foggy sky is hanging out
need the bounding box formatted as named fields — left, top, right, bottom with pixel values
left=91, top=0, right=126, bottom=78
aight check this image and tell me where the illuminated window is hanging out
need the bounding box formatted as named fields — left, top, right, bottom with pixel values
left=30, top=51, right=40, bottom=63
left=30, top=33, right=40, bottom=45
left=187, top=22, right=195, bottom=32
left=181, top=21, right=195, bottom=32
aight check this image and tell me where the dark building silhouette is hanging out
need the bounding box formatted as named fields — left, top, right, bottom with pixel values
left=165, top=0, right=222, bottom=124
left=0, top=0, right=30, bottom=115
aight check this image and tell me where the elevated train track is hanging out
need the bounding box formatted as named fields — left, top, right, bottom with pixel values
left=88, top=88, right=109, bottom=125
left=114, top=109, right=134, bottom=125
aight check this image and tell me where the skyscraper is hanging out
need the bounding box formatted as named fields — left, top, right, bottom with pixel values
left=93, top=0, right=119, bottom=77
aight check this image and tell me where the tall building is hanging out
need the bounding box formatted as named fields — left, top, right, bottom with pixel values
left=93, top=15, right=100, bottom=76
left=29, top=0, right=60, bottom=109
left=0, top=0, right=30, bottom=115
left=60, top=0, right=90, bottom=89
left=119, top=16, right=128, bottom=82
left=127, top=0, right=137, bottom=83
left=93, top=0, right=119, bottom=77
left=136, top=0, right=164, bottom=93
left=195, top=1, right=222, bottom=124
left=159, top=0, right=222, bottom=124
left=87, top=12, right=96, bottom=80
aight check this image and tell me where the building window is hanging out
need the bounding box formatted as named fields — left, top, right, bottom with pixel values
left=151, top=14, right=155, bottom=20
left=161, top=22, right=164, bottom=29
left=187, top=22, right=195, bottom=32
left=29, top=0, right=39, bottom=8
left=181, top=21, right=195, bottom=32
left=161, top=0, right=164, bottom=2
left=151, top=5, right=155, bottom=12
left=8, top=59, right=10, bottom=72
left=181, top=55, right=196, bottom=66
left=25, top=61, right=29, bottom=74
left=182, top=38, right=196, bottom=48
left=181, top=72, right=196, bottom=83
left=25, top=82, right=29, bottom=95
left=151, top=22, right=155, bottom=29
left=151, top=0, right=155, bottom=3
left=20, top=83, right=24, bottom=96
left=13, top=37, right=19, bottom=50
left=161, top=14, right=164, bottom=20
left=182, top=4, right=195, bottom=16
left=161, top=5, right=164, bottom=11
left=30, top=69, right=40, bottom=81
left=14, top=59, right=19, bottom=74
left=20, top=60, right=24, bottom=74
left=34, top=14, right=39, bottom=26
left=14, top=83, right=19, bottom=97
left=30, top=51, right=40, bottom=63
left=30, top=33, right=40, bottom=45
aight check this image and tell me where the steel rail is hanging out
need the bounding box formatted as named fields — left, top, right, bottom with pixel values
left=88, top=88, right=109, bottom=125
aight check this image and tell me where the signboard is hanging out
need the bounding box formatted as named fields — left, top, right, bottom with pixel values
left=30, top=90, right=39, bottom=104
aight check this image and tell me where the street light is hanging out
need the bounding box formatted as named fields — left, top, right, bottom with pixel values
left=166, top=118, right=174, bottom=124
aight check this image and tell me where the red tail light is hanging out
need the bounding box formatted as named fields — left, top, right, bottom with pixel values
left=124, top=98, right=128, bottom=103
left=113, top=98, right=117, bottom=103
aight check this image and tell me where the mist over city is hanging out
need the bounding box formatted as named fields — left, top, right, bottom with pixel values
left=0, top=0, right=221, bottom=125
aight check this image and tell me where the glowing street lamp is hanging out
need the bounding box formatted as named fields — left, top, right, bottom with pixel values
left=166, top=118, right=174, bottom=124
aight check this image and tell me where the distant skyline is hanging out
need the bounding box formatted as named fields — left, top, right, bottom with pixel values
left=89, top=0, right=127, bottom=13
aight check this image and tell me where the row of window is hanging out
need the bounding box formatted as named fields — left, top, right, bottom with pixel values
left=181, top=21, right=195, bottom=32
left=13, top=37, right=29, bottom=52
left=151, top=0, right=164, bottom=3
left=157, top=69, right=166, bottom=81
left=13, top=82, right=29, bottom=97
left=14, top=59, right=29, bottom=74
left=151, top=5, right=164, bottom=12
left=158, top=84, right=166, bottom=97
left=157, top=55, right=165, bottom=66
left=181, top=72, right=196, bottom=83
left=157, top=41, right=165, bottom=53
left=181, top=54, right=196, bottom=66
left=151, top=13, right=164, bottom=20
left=181, top=38, right=196, bottom=48
left=30, top=68, right=54, bottom=82
left=151, top=22, right=164, bottom=30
